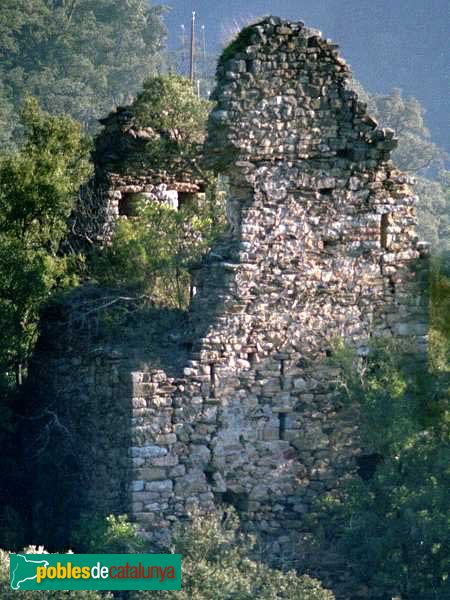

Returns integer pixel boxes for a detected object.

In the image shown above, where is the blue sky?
[159,0,449,151]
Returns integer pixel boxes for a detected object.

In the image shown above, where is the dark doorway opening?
[118,193,140,217]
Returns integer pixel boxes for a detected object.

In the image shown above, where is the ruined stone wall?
[30,17,428,561]
[68,106,205,248]
[94,107,205,216]
[29,348,133,546]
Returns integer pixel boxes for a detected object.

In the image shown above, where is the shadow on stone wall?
[20,210,243,549]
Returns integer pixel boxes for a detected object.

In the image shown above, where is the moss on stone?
[218,19,267,69]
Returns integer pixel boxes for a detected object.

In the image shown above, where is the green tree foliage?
[131,74,211,171]
[0,97,91,382]
[351,83,449,251]
[0,0,166,144]
[0,95,87,538]
[71,514,145,554]
[131,509,335,600]
[429,253,450,371]
[313,341,450,599]
[367,88,446,175]
[85,75,225,308]
[89,190,225,309]
[414,175,449,252]
[0,88,15,151]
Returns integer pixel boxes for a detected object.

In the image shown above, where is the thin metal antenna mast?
[180,24,186,75]
[189,11,196,83]
[202,24,206,61]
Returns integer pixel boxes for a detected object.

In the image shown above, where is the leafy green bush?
[131,75,211,172]
[338,433,450,599]
[2,512,332,599]
[89,189,225,309]
[131,508,335,600]
[429,252,450,371]
[316,340,450,599]
[0,97,91,379]
[70,514,145,554]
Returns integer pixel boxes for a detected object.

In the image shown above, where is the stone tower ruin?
[29,17,427,560]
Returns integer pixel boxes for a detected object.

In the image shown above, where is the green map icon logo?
[10,554,50,590]
[9,553,181,591]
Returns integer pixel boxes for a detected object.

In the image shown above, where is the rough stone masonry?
[65,104,206,250]
[30,17,428,561]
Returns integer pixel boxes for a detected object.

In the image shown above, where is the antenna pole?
[190,11,196,83]
[202,25,206,61]
[180,24,186,75]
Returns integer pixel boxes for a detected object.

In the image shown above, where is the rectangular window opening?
[278,413,287,440]
[210,363,216,398]
[380,213,390,249]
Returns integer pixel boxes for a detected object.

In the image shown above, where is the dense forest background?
[164,0,450,153]
[0,2,448,599]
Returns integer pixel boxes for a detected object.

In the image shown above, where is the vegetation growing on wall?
[120,74,212,177]
[82,74,226,309]
[218,21,264,68]
[132,75,211,152]
[88,186,226,309]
